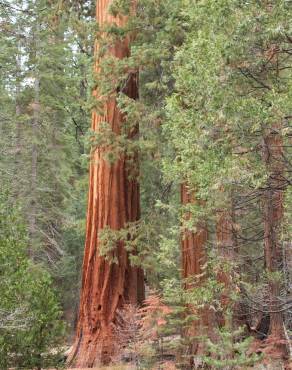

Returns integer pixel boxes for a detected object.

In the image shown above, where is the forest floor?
[67,367,135,370]
[67,368,134,370]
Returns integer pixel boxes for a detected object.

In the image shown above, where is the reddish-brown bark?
[68,1,144,367]
[216,211,234,322]
[181,184,214,358]
[181,185,207,284]
[262,128,289,358]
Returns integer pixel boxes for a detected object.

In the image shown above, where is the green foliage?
[201,325,261,369]
[160,0,291,365]
[0,0,94,326]
[0,192,65,369]
[164,0,292,211]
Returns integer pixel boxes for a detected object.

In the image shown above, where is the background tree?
[165,0,292,363]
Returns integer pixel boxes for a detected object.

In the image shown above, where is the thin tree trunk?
[28,76,39,254]
[14,51,22,196]
[262,126,289,358]
[68,1,144,367]
[216,210,234,326]
[14,20,22,201]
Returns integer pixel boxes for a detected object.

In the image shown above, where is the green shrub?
[200,324,261,370]
[0,192,65,369]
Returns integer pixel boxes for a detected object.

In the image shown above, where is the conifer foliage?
[0,192,64,369]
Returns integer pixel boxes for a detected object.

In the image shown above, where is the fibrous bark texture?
[68,1,144,367]
[181,184,214,358]
[181,185,207,284]
[262,128,289,358]
[216,211,234,322]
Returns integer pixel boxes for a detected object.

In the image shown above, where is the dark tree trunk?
[68,1,144,367]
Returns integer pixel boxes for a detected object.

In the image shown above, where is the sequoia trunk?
[181,185,207,285]
[68,1,144,367]
[181,184,213,358]
[262,127,289,358]
[216,210,234,326]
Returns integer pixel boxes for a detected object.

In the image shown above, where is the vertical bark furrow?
[262,127,289,358]
[181,183,211,360]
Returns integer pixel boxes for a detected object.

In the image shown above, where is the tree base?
[67,328,116,368]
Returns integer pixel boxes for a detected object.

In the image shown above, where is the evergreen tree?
[165,0,292,362]
[0,191,64,369]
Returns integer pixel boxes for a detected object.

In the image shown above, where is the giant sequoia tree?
[181,184,213,359]
[68,0,144,366]
[263,126,288,356]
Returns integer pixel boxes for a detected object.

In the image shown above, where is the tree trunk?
[68,1,144,367]
[181,184,214,360]
[181,185,207,285]
[216,210,234,326]
[14,41,22,201]
[262,127,289,358]
[28,75,39,255]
